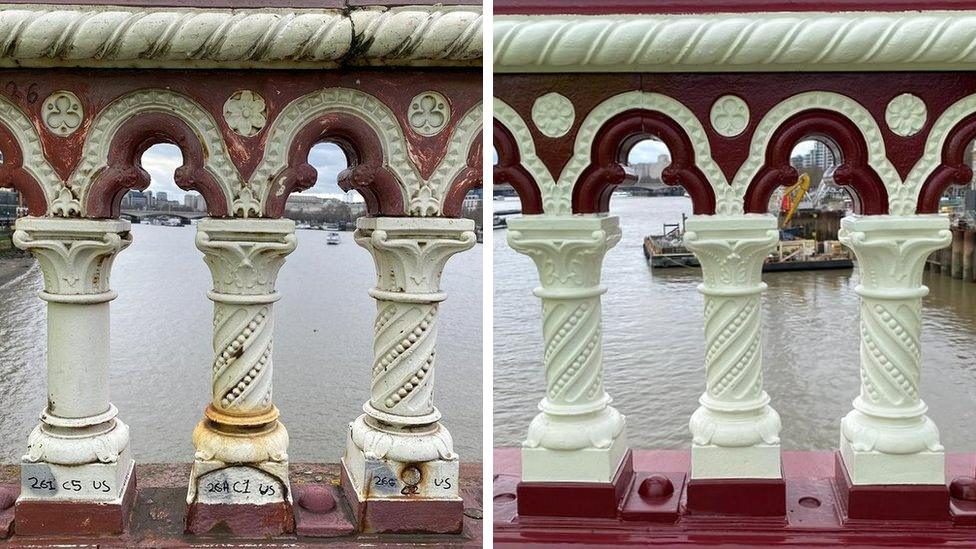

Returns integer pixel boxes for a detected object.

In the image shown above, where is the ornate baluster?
[682,215,786,516]
[683,216,782,479]
[187,218,297,535]
[12,218,134,535]
[838,215,950,487]
[342,216,475,534]
[506,215,630,516]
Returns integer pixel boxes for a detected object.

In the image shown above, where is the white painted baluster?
[683,215,782,479]
[838,215,951,485]
[12,218,134,528]
[188,219,297,525]
[506,214,628,483]
[342,217,475,532]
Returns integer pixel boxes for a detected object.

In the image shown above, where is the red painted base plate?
[339,463,463,534]
[0,485,16,539]
[686,476,786,516]
[185,500,295,536]
[494,448,976,546]
[15,471,136,536]
[293,484,356,537]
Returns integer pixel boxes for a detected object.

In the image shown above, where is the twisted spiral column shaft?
[683,216,781,479]
[838,214,951,485]
[507,214,627,483]
[189,218,296,502]
[348,217,475,466]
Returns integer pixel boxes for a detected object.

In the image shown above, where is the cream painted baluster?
[188,219,297,520]
[683,215,782,479]
[838,215,950,485]
[507,214,627,483]
[12,218,134,528]
[342,216,475,533]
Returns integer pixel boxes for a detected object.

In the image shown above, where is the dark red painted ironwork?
[619,472,685,522]
[744,110,888,215]
[0,67,479,219]
[685,477,787,516]
[493,72,976,216]
[85,113,228,219]
[494,0,976,15]
[441,133,482,218]
[494,448,976,546]
[0,125,47,216]
[573,110,716,215]
[492,121,543,214]
[917,112,976,213]
[268,114,402,218]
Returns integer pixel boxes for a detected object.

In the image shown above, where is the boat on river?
[326,232,341,245]
[643,209,854,272]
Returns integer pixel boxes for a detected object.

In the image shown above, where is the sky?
[493,138,818,167]
[141,142,355,200]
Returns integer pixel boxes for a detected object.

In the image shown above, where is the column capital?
[355,216,476,300]
[195,218,296,298]
[684,215,778,293]
[839,215,951,294]
[507,215,620,296]
[13,217,131,303]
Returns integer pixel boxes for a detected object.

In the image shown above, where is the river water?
[494,196,976,452]
[0,224,482,464]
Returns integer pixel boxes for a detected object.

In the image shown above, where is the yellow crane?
[780,173,810,228]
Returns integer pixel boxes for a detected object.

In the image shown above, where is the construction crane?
[780,173,811,228]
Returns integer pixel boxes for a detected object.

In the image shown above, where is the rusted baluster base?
[340,464,463,534]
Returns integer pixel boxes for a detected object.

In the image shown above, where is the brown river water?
[494,195,976,452]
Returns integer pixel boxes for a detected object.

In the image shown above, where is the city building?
[184,193,206,211]
[633,154,670,185]
[791,140,836,171]
[463,187,483,211]
[121,189,148,209]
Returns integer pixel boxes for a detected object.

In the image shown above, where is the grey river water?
[494,196,976,452]
[0,224,482,464]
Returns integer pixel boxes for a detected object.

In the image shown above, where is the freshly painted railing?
[493,1,976,542]
[0,1,482,540]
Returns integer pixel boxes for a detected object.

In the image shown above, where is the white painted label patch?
[195,467,285,505]
[364,458,459,499]
[20,461,129,502]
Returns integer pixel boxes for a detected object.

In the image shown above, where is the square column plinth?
[341,432,463,534]
[186,462,294,536]
[15,451,136,536]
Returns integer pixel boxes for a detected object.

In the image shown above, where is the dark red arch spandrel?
[573,109,716,215]
[0,122,49,216]
[84,113,228,219]
[264,113,402,218]
[743,109,888,215]
[493,120,543,215]
[916,112,976,214]
[441,132,482,218]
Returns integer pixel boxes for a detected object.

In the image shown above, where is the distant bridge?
[120,210,208,223]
